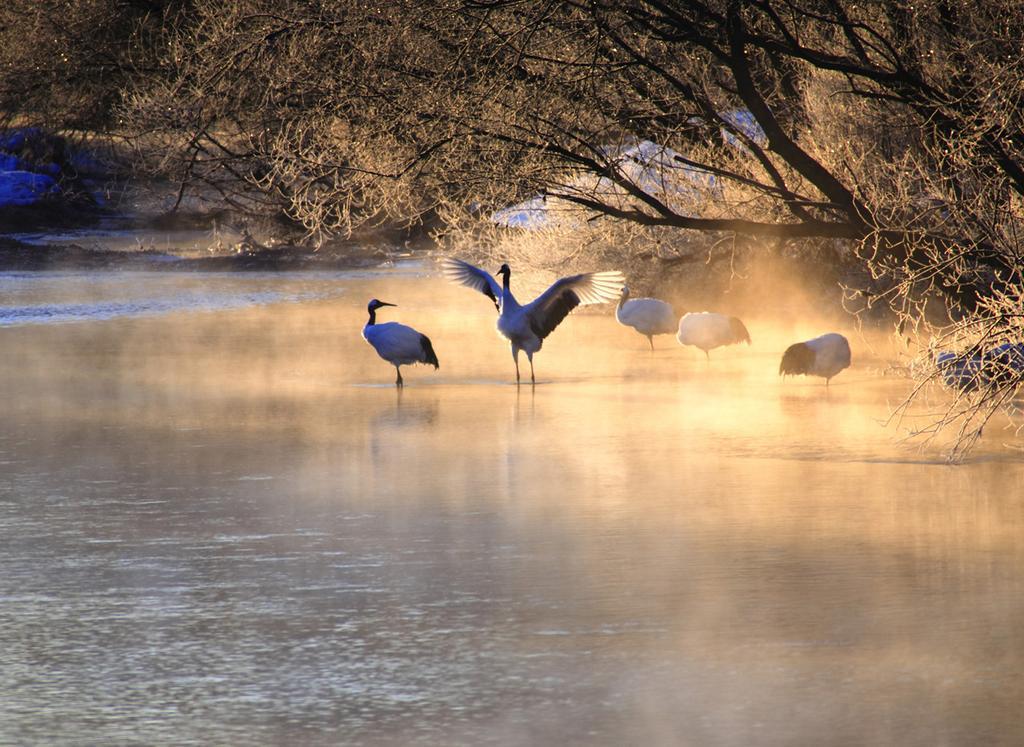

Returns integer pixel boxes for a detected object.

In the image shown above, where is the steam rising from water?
[0,272,346,326]
[0,266,1021,745]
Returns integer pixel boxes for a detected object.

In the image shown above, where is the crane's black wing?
[524,270,625,339]
[441,258,502,310]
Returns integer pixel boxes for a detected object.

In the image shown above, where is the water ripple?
[0,290,321,326]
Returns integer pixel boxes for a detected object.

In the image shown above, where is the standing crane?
[676,312,751,360]
[441,258,624,383]
[361,299,439,387]
[615,287,677,350]
[779,332,851,386]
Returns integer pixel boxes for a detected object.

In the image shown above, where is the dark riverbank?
[0,235,414,272]
[2,127,432,272]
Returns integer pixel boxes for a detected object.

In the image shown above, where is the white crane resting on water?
[676,312,751,360]
[441,258,625,383]
[362,299,439,387]
[616,287,677,350]
[779,332,851,386]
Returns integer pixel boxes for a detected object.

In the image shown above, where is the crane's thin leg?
[647,335,654,351]
[704,350,710,362]
[512,346,521,384]
[395,366,404,388]
[528,354,535,385]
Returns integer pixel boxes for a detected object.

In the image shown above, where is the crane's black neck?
[500,268,511,291]
[367,307,377,326]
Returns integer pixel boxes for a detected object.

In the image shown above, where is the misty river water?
[1,264,1022,746]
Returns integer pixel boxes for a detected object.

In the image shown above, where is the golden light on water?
[2,268,1023,744]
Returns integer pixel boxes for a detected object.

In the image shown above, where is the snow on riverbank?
[0,128,103,211]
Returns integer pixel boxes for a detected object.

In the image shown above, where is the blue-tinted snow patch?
[492,195,550,228]
[1,127,111,208]
[720,109,767,149]
[0,128,37,152]
[0,171,58,206]
[490,139,718,229]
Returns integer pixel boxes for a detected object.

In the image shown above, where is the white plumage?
[362,299,439,387]
[676,311,751,360]
[779,332,851,386]
[616,287,677,350]
[442,258,624,383]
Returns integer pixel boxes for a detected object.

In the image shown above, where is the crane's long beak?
[377,301,397,307]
